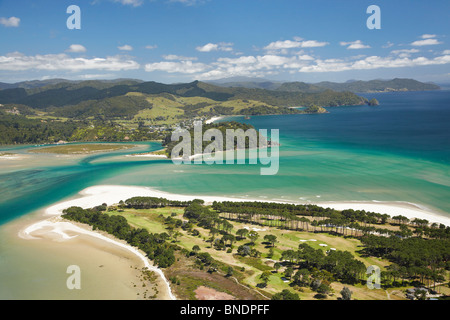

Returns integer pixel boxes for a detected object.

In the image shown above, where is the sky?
[0,0,449,84]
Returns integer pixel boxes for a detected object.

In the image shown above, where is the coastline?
[19,216,176,300]
[18,186,179,300]
[16,184,450,300]
[205,116,226,124]
[27,184,450,227]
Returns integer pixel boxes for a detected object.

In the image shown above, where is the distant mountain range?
[0,77,440,93]
[0,77,440,145]
[206,77,441,93]
[0,79,367,111]
[0,78,145,91]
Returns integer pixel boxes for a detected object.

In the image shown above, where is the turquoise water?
[0,90,449,299]
[0,91,449,226]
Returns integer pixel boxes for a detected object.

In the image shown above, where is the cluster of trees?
[61,206,176,268]
[302,105,327,114]
[0,113,80,144]
[281,243,366,285]
[213,201,450,240]
[162,121,268,158]
[233,88,367,108]
[69,121,168,142]
[0,111,169,144]
[361,235,450,287]
[239,105,302,116]
[124,197,193,209]
[183,201,234,235]
[52,95,151,120]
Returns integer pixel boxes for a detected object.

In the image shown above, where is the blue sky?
[0,0,449,83]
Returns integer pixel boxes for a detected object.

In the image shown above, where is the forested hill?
[209,77,440,93]
[0,79,366,110]
[307,78,441,93]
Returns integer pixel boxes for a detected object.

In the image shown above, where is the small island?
[368,98,380,106]
[302,105,328,114]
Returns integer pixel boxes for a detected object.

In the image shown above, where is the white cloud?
[382,41,394,49]
[411,38,442,46]
[77,73,117,79]
[196,54,312,80]
[169,0,208,6]
[163,54,198,61]
[298,54,450,73]
[145,45,158,50]
[390,48,419,58]
[118,44,133,51]
[196,43,218,52]
[300,40,329,48]
[421,34,437,39]
[0,16,20,27]
[443,50,450,55]
[264,40,303,51]
[340,40,371,50]
[196,42,233,52]
[391,49,420,54]
[0,52,140,72]
[114,0,143,7]
[145,60,208,74]
[66,44,87,53]
[298,54,315,61]
[195,51,450,79]
[264,38,328,52]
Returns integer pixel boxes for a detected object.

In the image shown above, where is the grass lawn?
[107,205,404,300]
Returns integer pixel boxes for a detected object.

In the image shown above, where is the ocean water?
[99,91,450,215]
[0,91,449,225]
[0,90,449,299]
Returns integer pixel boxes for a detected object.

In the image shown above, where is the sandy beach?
[1,212,170,300]
[32,184,450,227]
[19,216,176,300]
[205,116,225,124]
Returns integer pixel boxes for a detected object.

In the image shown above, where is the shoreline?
[205,116,226,124]
[19,216,176,300]
[31,184,450,226]
[17,184,450,300]
[18,186,179,300]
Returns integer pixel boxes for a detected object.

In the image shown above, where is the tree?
[285,266,294,280]
[271,290,300,300]
[414,289,427,300]
[208,262,219,273]
[293,269,310,287]
[267,247,274,259]
[247,231,259,245]
[274,262,281,273]
[264,234,277,247]
[237,245,251,256]
[226,266,234,277]
[172,231,181,242]
[222,234,236,246]
[191,245,201,254]
[236,228,249,240]
[340,287,352,300]
[259,271,271,287]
